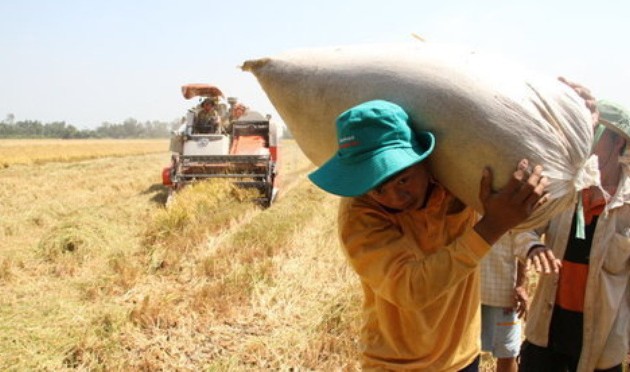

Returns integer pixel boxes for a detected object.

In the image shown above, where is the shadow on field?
[142,183,169,205]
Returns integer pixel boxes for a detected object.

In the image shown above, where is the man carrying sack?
[308,99,548,371]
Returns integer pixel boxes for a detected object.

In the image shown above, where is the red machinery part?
[181,84,224,99]
[269,146,278,162]
[162,167,173,186]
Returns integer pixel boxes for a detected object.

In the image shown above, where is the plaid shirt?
[480,232,519,308]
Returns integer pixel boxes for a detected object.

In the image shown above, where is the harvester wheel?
[166,188,176,206]
[165,183,183,206]
[263,160,277,207]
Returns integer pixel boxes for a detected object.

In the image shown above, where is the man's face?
[594,128,626,177]
[202,101,214,112]
[366,162,431,212]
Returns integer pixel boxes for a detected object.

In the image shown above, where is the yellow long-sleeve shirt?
[338,184,490,371]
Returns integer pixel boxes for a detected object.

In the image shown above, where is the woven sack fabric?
[243,43,597,230]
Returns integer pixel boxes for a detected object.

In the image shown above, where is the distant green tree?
[0,116,172,139]
[4,113,15,125]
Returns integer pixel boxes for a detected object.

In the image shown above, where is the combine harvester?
[162,84,280,207]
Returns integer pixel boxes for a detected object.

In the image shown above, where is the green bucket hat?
[308,100,435,197]
[597,100,630,142]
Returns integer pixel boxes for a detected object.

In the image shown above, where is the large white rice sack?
[242,42,598,230]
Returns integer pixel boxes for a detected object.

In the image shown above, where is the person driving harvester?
[191,98,221,134]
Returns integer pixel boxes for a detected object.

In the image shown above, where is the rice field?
[0,138,168,167]
[1,139,625,370]
[0,139,363,370]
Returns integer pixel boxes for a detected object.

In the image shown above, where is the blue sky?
[0,0,628,128]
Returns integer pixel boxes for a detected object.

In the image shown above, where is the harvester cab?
[162,84,280,207]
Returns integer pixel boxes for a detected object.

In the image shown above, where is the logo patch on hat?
[339,135,360,149]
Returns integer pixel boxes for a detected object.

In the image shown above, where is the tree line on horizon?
[0,115,177,139]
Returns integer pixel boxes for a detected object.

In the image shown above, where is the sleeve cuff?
[461,228,492,259]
